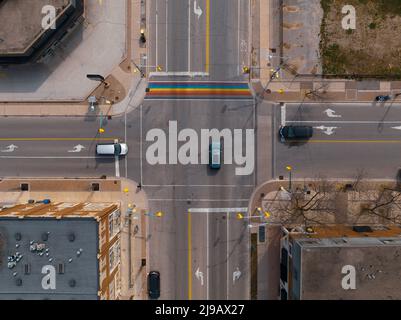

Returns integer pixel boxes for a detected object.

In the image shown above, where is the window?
[108,241,121,273]
[109,210,121,239]
[109,215,114,238]
[109,250,115,271]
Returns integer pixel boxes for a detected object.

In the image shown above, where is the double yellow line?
[188,211,192,300]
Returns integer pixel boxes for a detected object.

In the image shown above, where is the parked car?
[148,271,160,299]
[279,126,313,142]
[96,143,128,155]
[209,142,221,169]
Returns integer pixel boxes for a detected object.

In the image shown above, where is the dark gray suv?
[148,271,160,299]
[279,126,313,142]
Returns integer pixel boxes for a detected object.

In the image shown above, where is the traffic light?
[236,213,244,220]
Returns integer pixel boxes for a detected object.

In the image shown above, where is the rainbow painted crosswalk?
[145,81,253,100]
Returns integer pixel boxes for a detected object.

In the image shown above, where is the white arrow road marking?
[233,267,241,284]
[392,126,401,130]
[324,108,342,118]
[195,267,204,286]
[1,144,18,153]
[68,144,85,153]
[314,126,338,136]
[194,0,203,19]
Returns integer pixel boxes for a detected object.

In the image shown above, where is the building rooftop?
[0,0,70,54]
[0,202,119,299]
[289,225,401,299]
[0,218,99,299]
[0,0,84,64]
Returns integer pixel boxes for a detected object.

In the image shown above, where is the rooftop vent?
[24,264,31,275]
[42,232,49,241]
[58,263,65,274]
[68,233,75,242]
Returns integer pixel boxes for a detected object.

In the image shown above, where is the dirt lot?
[320,0,401,78]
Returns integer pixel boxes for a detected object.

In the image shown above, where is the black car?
[279,125,313,142]
[148,271,160,299]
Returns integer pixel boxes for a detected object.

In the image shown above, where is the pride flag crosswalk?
[145,81,253,100]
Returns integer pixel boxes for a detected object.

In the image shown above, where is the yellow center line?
[205,0,210,74]
[188,211,192,300]
[0,138,118,141]
[310,139,401,143]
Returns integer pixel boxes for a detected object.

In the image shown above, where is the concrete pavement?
[0,0,127,102]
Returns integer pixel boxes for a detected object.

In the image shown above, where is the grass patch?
[320,0,401,78]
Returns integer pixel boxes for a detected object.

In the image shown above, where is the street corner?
[120,178,149,212]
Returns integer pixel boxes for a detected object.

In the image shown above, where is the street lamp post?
[86,74,110,88]
[286,166,293,191]
[98,111,105,134]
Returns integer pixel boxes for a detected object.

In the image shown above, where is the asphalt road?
[0,116,127,178]
[145,0,252,300]
[275,102,401,179]
[0,0,254,301]
[135,101,254,299]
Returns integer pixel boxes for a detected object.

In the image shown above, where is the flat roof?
[0,218,99,299]
[0,0,71,54]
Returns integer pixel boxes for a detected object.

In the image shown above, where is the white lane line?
[0,156,98,159]
[188,0,191,73]
[166,0,169,72]
[286,120,401,124]
[226,210,229,300]
[115,156,120,177]
[281,104,286,126]
[144,184,255,187]
[207,210,210,300]
[156,0,159,68]
[237,0,240,76]
[188,207,248,213]
[140,104,143,185]
[124,111,128,178]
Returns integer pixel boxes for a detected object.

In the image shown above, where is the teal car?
[209,142,221,169]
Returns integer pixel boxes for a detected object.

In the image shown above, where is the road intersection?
[4,0,401,302]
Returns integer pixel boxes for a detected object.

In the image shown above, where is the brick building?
[0,202,121,300]
[280,225,401,300]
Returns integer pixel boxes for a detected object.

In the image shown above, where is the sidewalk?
[0,0,147,117]
[0,177,149,300]
[248,178,401,299]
